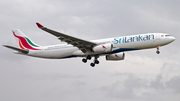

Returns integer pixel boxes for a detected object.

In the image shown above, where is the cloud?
[100,73,180,100]
[101,74,147,99]
[149,74,164,90]
[166,76,180,93]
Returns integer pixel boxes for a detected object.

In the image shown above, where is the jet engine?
[93,43,112,53]
[106,52,125,60]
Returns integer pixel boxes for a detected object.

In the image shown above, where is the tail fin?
[12,29,41,50]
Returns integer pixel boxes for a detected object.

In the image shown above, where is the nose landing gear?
[156,46,160,54]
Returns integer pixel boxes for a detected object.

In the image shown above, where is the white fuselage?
[24,33,175,59]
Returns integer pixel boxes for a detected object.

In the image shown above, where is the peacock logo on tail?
[13,31,40,50]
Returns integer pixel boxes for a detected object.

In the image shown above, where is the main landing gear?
[90,56,99,67]
[156,46,160,54]
[82,55,91,63]
[82,55,99,67]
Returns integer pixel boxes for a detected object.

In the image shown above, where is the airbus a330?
[3,23,175,67]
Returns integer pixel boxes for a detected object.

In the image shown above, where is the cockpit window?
[165,35,171,37]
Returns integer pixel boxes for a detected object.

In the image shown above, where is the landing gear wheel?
[90,63,95,67]
[87,55,91,60]
[156,51,160,54]
[156,46,160,54]
[94,60,99,64]
[82,58,87,63]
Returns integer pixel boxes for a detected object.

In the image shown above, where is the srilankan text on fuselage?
[113,34,155,44]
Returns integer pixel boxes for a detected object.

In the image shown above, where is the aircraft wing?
[36,23,97,53]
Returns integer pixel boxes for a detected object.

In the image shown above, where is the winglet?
[36,22,44,28]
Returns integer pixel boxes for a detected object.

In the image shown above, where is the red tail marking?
[19,40,26,50]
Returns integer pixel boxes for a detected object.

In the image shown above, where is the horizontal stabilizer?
[3,45,29,54]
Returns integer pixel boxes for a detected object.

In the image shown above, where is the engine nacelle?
[93,43,112,53]
[106,52,125,61]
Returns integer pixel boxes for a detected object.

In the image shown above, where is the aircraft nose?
[171,36,175,41]
[165,36,175,44]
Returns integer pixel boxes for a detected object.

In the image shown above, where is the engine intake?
[106,52,125,61]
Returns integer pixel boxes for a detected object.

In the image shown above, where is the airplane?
[3,23,175,67]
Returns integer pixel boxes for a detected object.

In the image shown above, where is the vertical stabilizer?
[12,29,41,50]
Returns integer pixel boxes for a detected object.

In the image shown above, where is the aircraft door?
[156,34,160,40]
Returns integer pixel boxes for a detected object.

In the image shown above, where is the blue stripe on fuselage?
[111,48,140,53]
[59,48,140,59]
[99,48,140,55]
